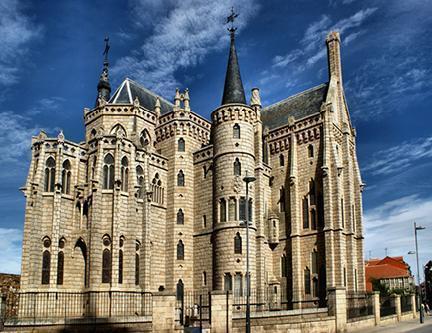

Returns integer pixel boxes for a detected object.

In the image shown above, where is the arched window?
[177,240,184,260]
[304,267,311,295]
[61,160,71,194]
[234,233,242,254]
[281,255,288,277]
[120,157,129,191]
[234,273,243,296]
[103,154,114,189]
[312,277,319,298]
[279,187,285,212]
[90,128,97,139]
[239,197,246,221]
[309,179,316,205]
[136,166,144,199]
[279,154,284,166]
[176,279,184,301]
[57,251,64,285]
[308,144,314,158]
[140,129,151,147]
[311,209,317,230]
[233,124,240,139]
[177,170,185,187]
[311,250,318,274]
[110,124,126,137]
[224,273,232,291]
[42,250,51,285]
[233,158,241,176]
[44,157,56,192]
[102,248,111,283]
[178,138,185,152]
[220,198,226,222]
[303,196,309,229]
[177,209,184,225]
[135,241,140,285]
[118,236,124,284]
[228,197,237,221]
[248,198,253,222]
[202,271,207,286]
[151,173,164,204]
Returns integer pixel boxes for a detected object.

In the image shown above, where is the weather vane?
[103,36,110,63]
[226,7,239,36]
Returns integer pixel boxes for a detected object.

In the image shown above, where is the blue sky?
[1,0,431,280]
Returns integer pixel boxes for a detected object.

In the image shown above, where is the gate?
[176,291,211,329]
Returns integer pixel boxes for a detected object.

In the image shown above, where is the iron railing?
[380,295,396,317]
[3,291,152,322]
[346,292,373,320]
[176,290,211,328]
[401,295,412,313]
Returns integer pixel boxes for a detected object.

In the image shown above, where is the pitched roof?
[261,83,328,130]
[109,78,174,114]
[221,34,246,105]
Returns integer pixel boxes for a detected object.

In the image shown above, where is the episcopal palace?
[19,29,365,309]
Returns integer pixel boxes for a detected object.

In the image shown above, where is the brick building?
[19,29,365,309]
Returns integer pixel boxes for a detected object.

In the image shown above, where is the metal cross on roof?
[103,36,110,63]
[226,7,239,35]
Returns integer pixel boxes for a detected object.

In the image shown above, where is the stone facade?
[19,31,365,309]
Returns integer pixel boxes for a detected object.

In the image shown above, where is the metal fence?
[176,290,211,328]
[346,292,374,320]
[3,291,152,322]
[380,295,396,317]
[400,295,412,313]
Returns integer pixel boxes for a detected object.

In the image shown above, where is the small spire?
[184,88,190,111]
[174,88,181,108]
[221,8,246,105]
[154,97,161,117]
[96,37,111,105]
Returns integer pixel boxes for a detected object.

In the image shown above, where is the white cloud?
[0,0,42,86]
[363,136,432,177]
[26,97,66,116]
[364,195,432,274]
[270,8,376,72]
[0,228,22,274]
[0,111,40,164]
[112,0,259,97]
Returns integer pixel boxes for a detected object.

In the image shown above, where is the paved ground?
[354,315,432,333]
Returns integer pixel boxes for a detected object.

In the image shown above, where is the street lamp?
[414,222,426,324]
[242,171,256,333]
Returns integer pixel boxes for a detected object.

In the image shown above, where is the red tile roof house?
[365,256,415,293]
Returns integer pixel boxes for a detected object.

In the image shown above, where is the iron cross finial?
[226,7,239,36]
[103,36,110,63]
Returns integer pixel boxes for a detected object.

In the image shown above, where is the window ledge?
[42,192,55,197]
[102,189,114,194]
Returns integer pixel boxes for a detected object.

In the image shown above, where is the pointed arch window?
[304,267,311,295]
[177,240,184,260]
[177,170,185,187]
[120,157,129,191]
[44,157,56,192]
[303,196,309,229]
[308,144,314,158]
[239,197,246,221]
[135,241,140,285]
[42,250,51,285]
[57,251,64,285]
[140,129,151,147]
[233,158,241,176]
[309,179,316,205]
[103,154,114,189]
[118,236,124,284]
[178,138,185,152]
[233,124,240,139]
[234,233,242,254]
[279,187,286,212]
[177,209,184,225]
[151,173,164,204]
[176,279,184,301]
[202,271,207,286]
[102,248,112,283]
[110,124,126,137]
[224,273,232,291]
[279,154,284,166]
[220,198,226,222]
[136,166,144,199]
[248,198,253,222]
[61,160,71,194]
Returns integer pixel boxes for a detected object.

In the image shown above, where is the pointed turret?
[96,37,111,105]
[221,28,246,105]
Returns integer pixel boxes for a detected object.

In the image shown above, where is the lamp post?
[414,222,426,323]
[242,171,256,333]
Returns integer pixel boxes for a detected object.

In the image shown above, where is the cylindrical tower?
[212,28,258,292]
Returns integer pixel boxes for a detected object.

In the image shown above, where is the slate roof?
[261,83,328,130]
[221,34,246,105]
[109,78,174,114]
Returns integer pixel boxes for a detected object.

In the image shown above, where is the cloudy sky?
[0,0,431,279]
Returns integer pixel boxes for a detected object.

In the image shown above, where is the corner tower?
[212,25,258,291]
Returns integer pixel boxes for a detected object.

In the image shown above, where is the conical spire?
[221,28,246,105]
[96,37,111,104]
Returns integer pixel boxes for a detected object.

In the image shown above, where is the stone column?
[328,287,346,333]
[411,294,417,318]
[372,292,380,325]
[392,294,401,321]
[152,292,176,333]
[211,291,232,333]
